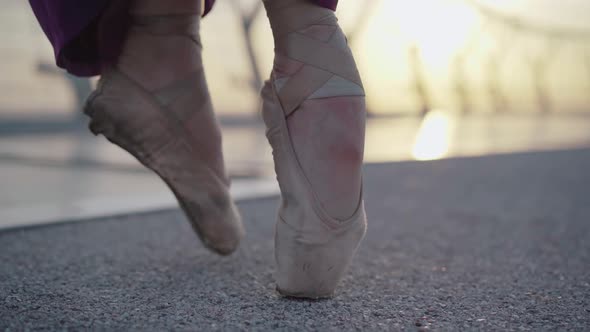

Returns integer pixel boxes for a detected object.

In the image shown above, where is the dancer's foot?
[262,0,367,298]
[85,1,244,255]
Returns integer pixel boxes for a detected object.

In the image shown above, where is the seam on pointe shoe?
[277,211,360,242]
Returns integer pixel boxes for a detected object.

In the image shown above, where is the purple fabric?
[313,0,338,11]
[29,0,338,77]
[29,0,111,76]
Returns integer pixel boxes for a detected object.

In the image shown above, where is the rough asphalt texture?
[1,149,590,331]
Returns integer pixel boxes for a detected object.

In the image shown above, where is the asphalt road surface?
[1,149,589,330]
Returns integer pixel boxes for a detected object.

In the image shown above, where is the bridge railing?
[1,0,589,135]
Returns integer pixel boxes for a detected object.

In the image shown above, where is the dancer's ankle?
[118,32,203,91]
[130,0,202,16]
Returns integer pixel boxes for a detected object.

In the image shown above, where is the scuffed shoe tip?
[203,224,245,256]
[187,203,245,256]
[206,240,240,256]
[275,286,335,300]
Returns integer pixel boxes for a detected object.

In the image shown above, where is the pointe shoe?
[262,0,367,298]
[84,15,244,255]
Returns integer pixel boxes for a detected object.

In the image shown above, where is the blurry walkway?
[2,113,590,229]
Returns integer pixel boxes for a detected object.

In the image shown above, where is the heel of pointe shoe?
[83,75,111,137]
[274,212,367,299]
[84,95,119,139]
[84,101,105,137]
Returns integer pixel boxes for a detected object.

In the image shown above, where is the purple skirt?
[29,0,339,77]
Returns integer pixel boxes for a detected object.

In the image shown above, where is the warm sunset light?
[358,0,483,115]
[384,0,480,63]
[412,110,455,160]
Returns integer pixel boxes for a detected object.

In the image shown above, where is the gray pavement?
[1,149,590,331]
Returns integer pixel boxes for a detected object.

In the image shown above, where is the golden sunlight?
[386,0,480,64]
[359,0,482,114]
[411,110,455,160]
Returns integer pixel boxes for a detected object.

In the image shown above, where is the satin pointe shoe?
[84,14,244,255]
[262,0,368,298]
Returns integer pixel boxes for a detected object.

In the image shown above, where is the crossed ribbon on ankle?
[264,0,364,116]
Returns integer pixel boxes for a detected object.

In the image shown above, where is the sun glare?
[381,0,480,64]
[411,110,455,160]
[360,0,482,114]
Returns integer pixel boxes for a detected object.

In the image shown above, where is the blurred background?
[1,0,590,227]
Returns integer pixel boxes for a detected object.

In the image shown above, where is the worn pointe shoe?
[84,15,244,255]
[262,0,367,298]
